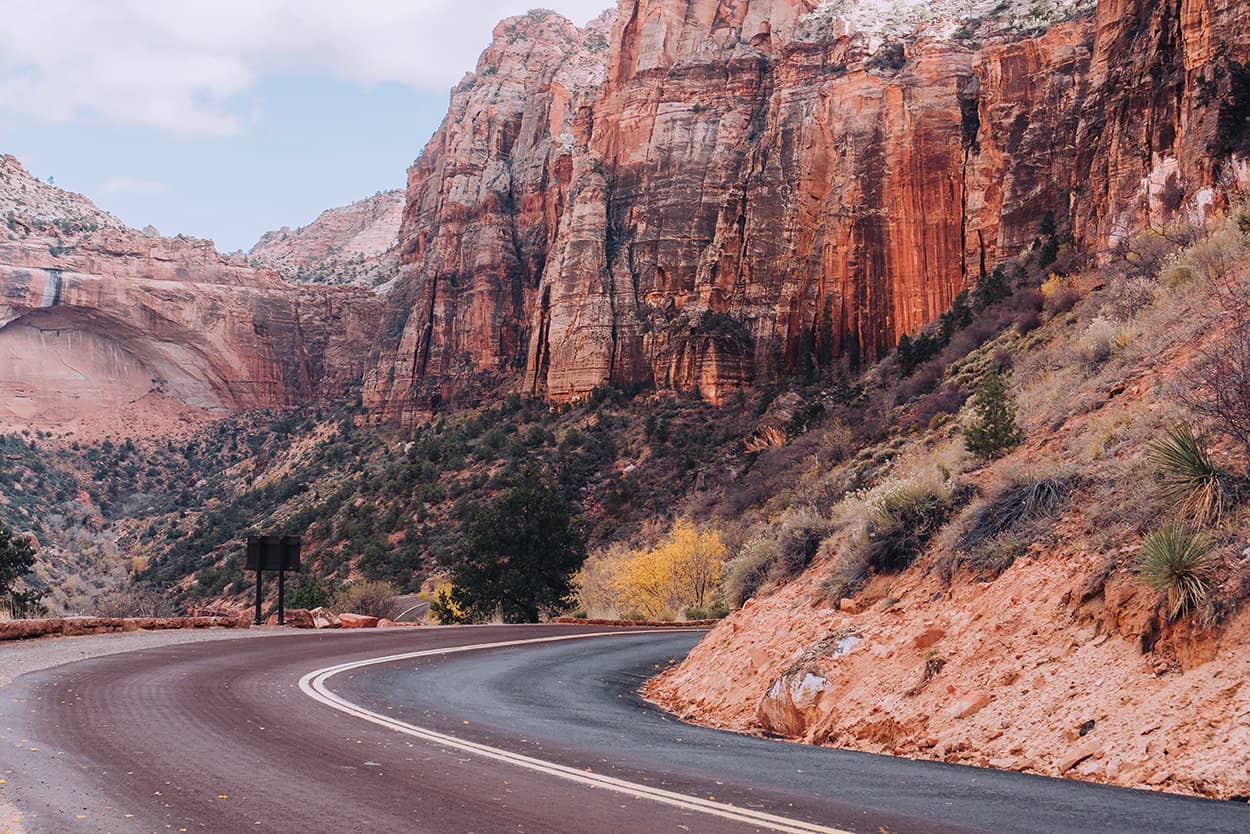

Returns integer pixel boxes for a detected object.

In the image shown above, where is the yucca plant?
[1148,423,1239,524]
[1138,524,1218,621]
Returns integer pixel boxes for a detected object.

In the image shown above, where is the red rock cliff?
[365,0,1250,422]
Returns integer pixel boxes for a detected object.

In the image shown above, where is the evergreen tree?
[442,468,587,623]
[964,371,1024,458]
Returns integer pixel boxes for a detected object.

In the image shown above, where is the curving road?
[0,625,1245,833]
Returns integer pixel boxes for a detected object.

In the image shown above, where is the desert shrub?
[772,507,834,581]
[1181,264,1250,455]
[0,519,37,598]
[333,580,400,619]
[858,479,953,573]
[964,371,1024,458]
[721,506,833,608]
[1181,223,1246,285]
[576,541,631,617]
[683,602,730,620]
[612,518,726,620]
[723,535,779,607]
[1159,262,1194,289]
[911,385,969,430]
[90,586,177,617]
[1076,317,1133,367]
[1138,524,1219,620]
[2,589,47,619]
[1148,423,1242,524]
[1103,274,1158,320]
[1041,275,1081,318]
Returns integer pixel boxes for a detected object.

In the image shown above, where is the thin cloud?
[98,176,171,197]
[0,0,610,137]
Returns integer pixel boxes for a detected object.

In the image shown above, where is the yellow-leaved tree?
[613,518,725,620]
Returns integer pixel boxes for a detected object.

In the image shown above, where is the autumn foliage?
[577,518,726,620]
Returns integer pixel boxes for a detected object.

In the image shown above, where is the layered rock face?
[365,0,1250,421]
[248,190,404,290]
[0,158,382,437]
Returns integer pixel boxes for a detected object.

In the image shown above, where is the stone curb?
[0,615,250,642]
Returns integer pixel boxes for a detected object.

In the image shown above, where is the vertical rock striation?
[365,0,1250,423]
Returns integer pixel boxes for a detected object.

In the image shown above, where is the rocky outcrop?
[249,190,404,290]
[0,158,383,437]
[365,0,1250,421]
[362,10,614,424]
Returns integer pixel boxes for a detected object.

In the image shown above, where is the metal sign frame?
[244,535,302,625]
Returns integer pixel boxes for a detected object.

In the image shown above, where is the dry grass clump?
[939,474,1075,580]
[859,479,955,573]
[839,470,960,578]
[959,475,1073,547]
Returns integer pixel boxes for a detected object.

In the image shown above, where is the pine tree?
[964,370,1024,458]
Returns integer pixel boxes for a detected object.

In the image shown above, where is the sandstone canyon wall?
[364,0,1250,423]
[4,0,1248,433]
[0,157,382,437]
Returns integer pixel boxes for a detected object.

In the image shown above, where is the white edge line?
[297,630,850,834]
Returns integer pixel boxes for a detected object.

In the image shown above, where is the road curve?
[0,625,1244,834]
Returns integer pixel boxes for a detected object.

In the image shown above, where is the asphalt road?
[0,626,1245,833]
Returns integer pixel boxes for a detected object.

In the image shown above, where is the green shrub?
[860,480,953,573]
[286,574,337,611]
[1149,424,1241,524]
[0,520,37,598]
[333,580,399,619]
[1138,525,1218,620]
[90,586,176,617]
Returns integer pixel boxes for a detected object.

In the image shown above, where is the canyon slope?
[363,0,1250,423]
[0,156,383,439]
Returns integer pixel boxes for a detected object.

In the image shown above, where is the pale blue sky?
[0,1,609,252]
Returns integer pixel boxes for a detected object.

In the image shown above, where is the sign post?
[245,535,302,625]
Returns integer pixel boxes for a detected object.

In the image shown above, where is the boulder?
[282,609,317,629]
[309,607,340,629]
[339,613,380,629]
